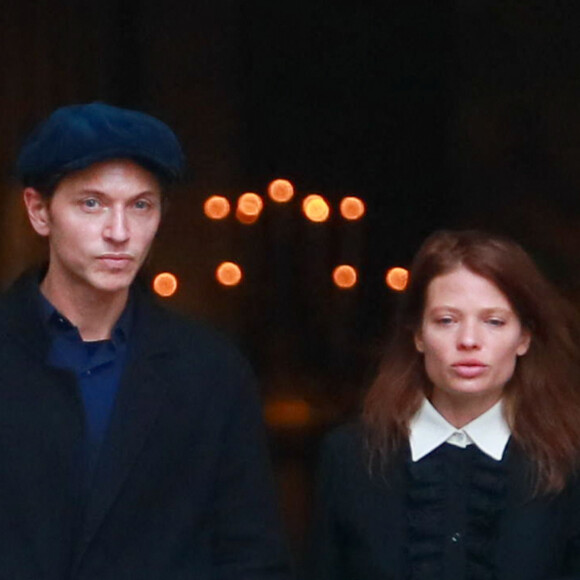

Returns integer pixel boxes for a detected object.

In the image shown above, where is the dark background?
[3,0,580,568]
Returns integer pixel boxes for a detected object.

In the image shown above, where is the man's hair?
[363,229,580,494]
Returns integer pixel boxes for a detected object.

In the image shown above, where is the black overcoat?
[0,272,291,580]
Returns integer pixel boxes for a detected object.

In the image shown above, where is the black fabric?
[16,102,185,188]
[307,423,580,580]
[0,271,291,580]
[405,443,506,580]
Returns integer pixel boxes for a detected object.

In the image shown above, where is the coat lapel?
[74,293,176,563]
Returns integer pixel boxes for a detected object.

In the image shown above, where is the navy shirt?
[39,292,133,478]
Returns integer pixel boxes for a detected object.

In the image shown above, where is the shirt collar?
[409,398,511,462]
[37,286,134,347]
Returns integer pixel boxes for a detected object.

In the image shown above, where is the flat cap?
[16,102,185,188]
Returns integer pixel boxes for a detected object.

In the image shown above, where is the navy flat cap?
[16,102,185,189]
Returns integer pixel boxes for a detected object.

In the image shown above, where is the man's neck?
[40,275,129,341]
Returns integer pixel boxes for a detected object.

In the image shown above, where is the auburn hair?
[363,230,580,494]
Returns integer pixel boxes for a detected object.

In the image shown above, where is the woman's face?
[414,266,530,411]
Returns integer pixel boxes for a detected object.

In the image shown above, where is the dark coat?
[308,424,580,580]
[0,272,291,580]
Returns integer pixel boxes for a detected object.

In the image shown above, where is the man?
[0,103,291,579]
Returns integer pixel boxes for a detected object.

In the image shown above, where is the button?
[450,532,462,543]
[448,431,467,446]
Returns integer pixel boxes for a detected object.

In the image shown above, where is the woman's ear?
[517,329,531,356]
[23,188,51,237]
[414,330,424,353]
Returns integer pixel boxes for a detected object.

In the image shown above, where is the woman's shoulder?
[319,422,406,479]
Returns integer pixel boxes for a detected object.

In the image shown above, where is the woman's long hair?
[363,230,580,494]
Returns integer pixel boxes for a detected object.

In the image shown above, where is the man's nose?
[103,208,130,243]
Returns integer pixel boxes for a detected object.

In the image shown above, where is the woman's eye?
[486,318,505,327]
[436,316,454,325]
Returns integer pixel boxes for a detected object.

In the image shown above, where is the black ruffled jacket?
[308,423,580,580]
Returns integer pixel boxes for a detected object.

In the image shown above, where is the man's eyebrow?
[74,188,160,198]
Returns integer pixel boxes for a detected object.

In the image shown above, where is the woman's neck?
[429,390,502,428]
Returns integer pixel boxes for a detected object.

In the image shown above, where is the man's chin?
[88,271,137,295]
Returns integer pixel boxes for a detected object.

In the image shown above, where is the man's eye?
[82,198,101,209]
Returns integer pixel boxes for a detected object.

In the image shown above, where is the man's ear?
[414,330,424,353]
[23,188,51,237]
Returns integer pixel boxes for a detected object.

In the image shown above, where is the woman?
[309,230,580,580]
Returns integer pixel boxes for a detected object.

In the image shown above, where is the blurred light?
[216,262,243,286]
[153,272,178,297]
[203,195,230,220]
[386,267,409,292]
[332,265,358,289]
[339,196,365,220]
[268,179,295,203]
[302,194,330,222]
[235,207,259,225]
[264,398,312,429]
[236,193,263,224]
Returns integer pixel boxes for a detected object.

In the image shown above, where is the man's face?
[25,159,162,297]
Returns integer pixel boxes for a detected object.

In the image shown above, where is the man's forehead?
[53,159,164,198]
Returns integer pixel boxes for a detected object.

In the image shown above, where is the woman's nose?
[457,321,481,350]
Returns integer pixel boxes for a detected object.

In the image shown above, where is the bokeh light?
[236,192,263,224]
[302,194,330,222]
[339,196,365,220]
[216,262,243,286]
[268,179,295,203]
[386,267,409,292]
[235,207,259,224]
[332,265,358,289]
[153,272,178,297]
[203,195,230,220]
[264,398,312,429]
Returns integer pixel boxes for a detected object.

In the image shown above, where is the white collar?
[409,398,511,462]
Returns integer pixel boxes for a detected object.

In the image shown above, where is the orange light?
[216,262,243,286]
[339,196,365,220]
[268,179,295,203]
[237,192,263,217]
[386,267,409,292]
[203,195,230,219]
[264,398,311,429]
[302,194,330,222]
[332,265,358,289]
[153,272,178,297]
[235,207,259,225]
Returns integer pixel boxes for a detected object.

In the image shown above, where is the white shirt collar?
[409,398,511,462]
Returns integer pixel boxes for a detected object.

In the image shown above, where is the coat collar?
[0,267,52,358]
[74,277,179,563]
[2,268,181,567]
[1,268,172,359]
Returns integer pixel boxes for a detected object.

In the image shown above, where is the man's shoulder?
[321,421,365,458]
[134,289,253,375]
[0,269,42,327]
